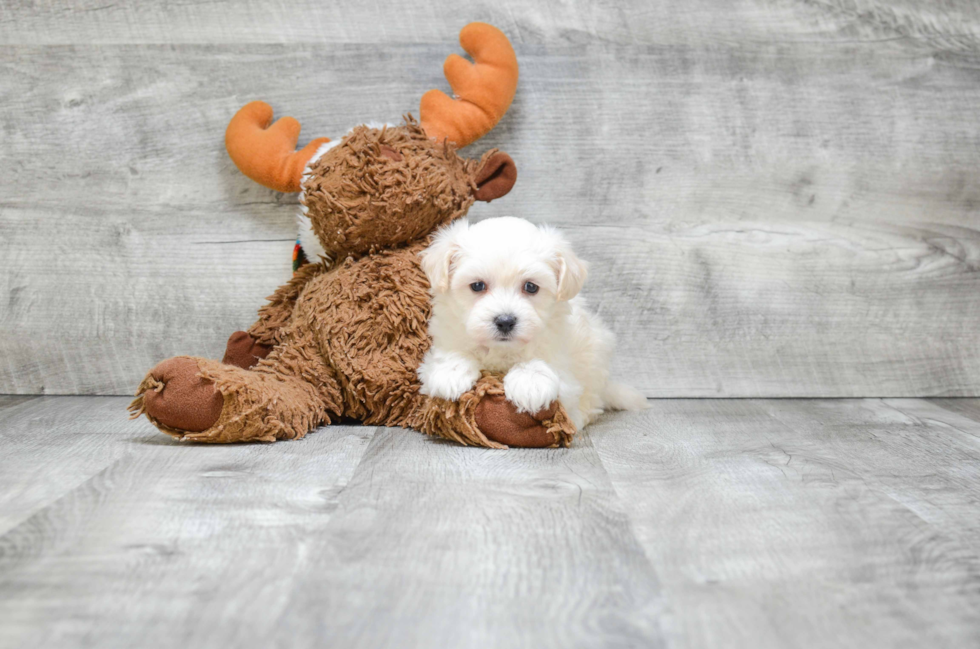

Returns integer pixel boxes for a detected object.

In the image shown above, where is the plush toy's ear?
[473,152,517,202]
[420,220,469,292]
[550,231,588,301]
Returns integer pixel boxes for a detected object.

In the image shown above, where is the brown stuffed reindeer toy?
[129,23,577,448]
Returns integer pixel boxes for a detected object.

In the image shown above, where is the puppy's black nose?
[494,314,518,334]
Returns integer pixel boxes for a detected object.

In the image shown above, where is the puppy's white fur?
[418,216,647,429]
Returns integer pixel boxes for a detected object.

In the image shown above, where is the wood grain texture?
[589,399,980,648]
[272,427,666,648]
[929,397,980,425]
[4,396,980,647]
[0,397,666,649]
[3,0,980,48]
[0,396,377,648]
[2,0,980,396]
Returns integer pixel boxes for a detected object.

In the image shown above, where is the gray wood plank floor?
[2,396,978,648]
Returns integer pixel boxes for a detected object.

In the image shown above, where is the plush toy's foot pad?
[138,357,223,432]
[222,331,272,370]
[474,395,561,448]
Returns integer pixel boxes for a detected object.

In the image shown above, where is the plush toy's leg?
[129,329,342,443]
[222,331,272,369]
[410,372,577,449]
[219,262,327,371]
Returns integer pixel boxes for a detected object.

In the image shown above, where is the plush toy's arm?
[412,372,576,449]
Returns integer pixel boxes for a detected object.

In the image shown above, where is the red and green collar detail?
[292,239,308,272]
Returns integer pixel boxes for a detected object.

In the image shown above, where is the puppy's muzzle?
[493,313,518,335]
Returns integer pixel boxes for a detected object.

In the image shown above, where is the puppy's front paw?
[419,355,481,402]
[504,360,561,415]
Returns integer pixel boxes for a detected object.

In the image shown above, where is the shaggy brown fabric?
[302,120,480,260]
[416,373,573,449]
[133,318,342,443]
[248,262,327,347]
[133,120,578,449]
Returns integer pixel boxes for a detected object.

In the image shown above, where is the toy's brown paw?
[474,394,560,448]
[142,357,223,432]
[221,331,272,370]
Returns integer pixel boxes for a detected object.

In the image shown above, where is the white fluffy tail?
[602,382,649,411]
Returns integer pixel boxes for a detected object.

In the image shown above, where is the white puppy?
[417,216,647,430]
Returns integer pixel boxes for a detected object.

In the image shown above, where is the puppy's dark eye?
[524,281,539,294]
[470,281,486,293]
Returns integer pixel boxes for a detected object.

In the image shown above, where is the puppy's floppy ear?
[420,219,468,292]
[549,230,588,301]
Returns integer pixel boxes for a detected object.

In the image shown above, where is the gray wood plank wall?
[2,0,980,396]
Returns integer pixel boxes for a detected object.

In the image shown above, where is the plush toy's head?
[301,121,514,258]
[225,22,519,258]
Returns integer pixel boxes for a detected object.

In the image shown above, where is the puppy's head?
[420,216,588,347]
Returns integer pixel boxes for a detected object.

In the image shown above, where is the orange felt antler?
[419,22,519,148]
[225,101,330,193]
